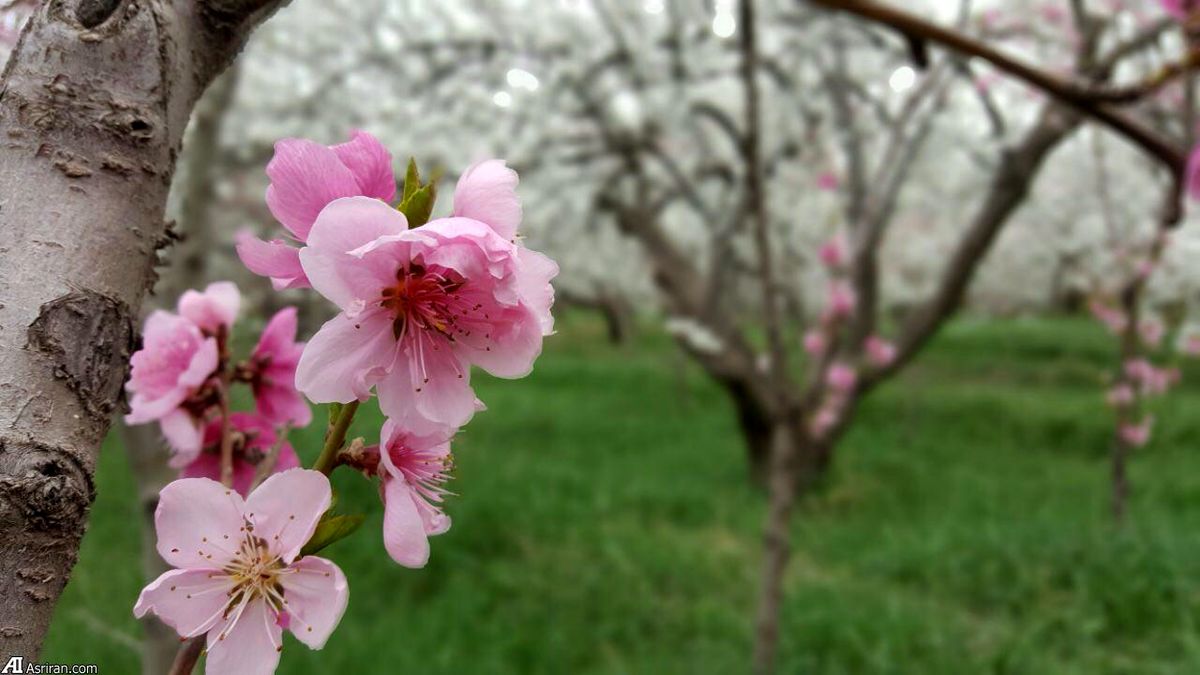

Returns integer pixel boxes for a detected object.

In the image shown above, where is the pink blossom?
[810,406,839,437]
[295,172,556,432]
[125,311,219,464]
[1119,417,1154,448]
[177,281,240,336]
[452,159,523,242]
[374,420,454,568]
[1106,384,1135,407]
[824,281,857,321]
[244,308,311,428]
[1180,332,1200,356]
[864,335,897,367]
[816,171,840,192]
[237,131,396,289]
[1139,318,1164,348]
[826,362,857,393]
[1161,0,1195,20]
[180,414,300,496]
[1039,4,1066,22]
[818,233,847,268]
[1088,299,1127,334]
[803,330,826,356]
[1126,358,1175,396]
[134,470,348,675]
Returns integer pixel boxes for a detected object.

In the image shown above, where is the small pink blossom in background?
[1161,0,1194,20]
[1180,331,1200,356]
[1138,318,1164,348]
[245,307,311,428]
[124,311,219,465]
[1088,299,1127,335]
[237,130,396,290]
[1124,358,1153,383]
[1125,358,1175,396]
[818,233,847,268]
[803,330,826,356]
[180,413,300,496]
[1119,417,1154,448]
[134,470,348,675]
[1039,4,1066,23]
[816,171,840,192]
[826,362,857,393]
[824,281,857,321]
[295,159,557,434]
[864,335,897,367]
[810,405,839,437]
[1187,143,1200,201]
[974,73,1001,94]
[177,281,240,336]
[1106,383,1135,407]
[373,420,454,568]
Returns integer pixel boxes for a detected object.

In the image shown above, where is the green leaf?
[402,157,421,202]
[399,183,437,228]
[299,513,365,557]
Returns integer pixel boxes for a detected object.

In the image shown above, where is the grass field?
[40,314,1200,674]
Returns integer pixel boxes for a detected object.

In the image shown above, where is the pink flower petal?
[134,568,233,639]
[515,247,558,335]
[244,469,331,564]
[299,197,411,311]
[453,159,522,241]
[235,232,309,289]
[160,409,203,468]
[468,305,543,379]
[177,281,240,335]
[205,599,282,675]
[381,478,431,568]
[330,130,396,203]
[379,345,476,432]
[277,556,349,648]
[155,478,244,569]
[254,307,299,358]
[265,139,364,241]
[178,337,220,390]
[295,311,397,404]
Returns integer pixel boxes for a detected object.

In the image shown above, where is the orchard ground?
[43,314,1200,674]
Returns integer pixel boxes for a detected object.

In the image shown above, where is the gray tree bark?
[0,0,286,660]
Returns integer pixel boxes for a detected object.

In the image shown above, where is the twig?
[168,637,204,675]
[313,401,360,475]
[249,423,291,491]
[806,0,1187,174]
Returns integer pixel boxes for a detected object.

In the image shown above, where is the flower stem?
[313,401,360,475]
[216,382,234,488]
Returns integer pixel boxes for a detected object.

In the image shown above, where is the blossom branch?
[806,0,1187,174]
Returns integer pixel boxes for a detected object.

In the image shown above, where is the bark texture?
[0,0,285,659]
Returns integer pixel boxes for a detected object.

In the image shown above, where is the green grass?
[40,314,1200,673]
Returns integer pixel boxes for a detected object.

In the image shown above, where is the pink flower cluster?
[135,131,557,673]
[238,131,555,568]
[124,283,309,480]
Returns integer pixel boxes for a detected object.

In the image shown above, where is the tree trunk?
[597,294,634,346]
[0,0,286,659]
[1111,439,1130,523]
[751,422,801,675]
[727,380,774,485]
